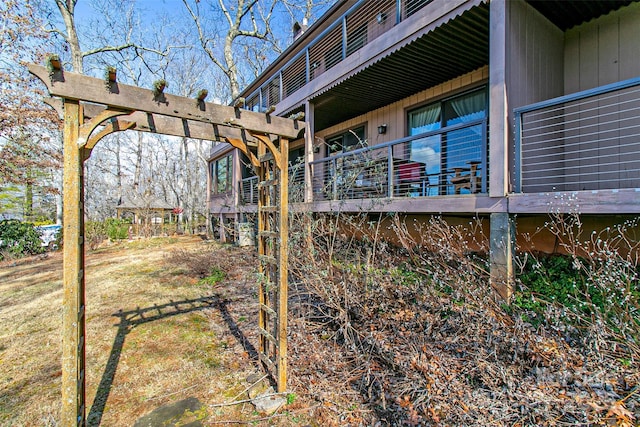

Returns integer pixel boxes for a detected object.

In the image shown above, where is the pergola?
[29,61,304,426]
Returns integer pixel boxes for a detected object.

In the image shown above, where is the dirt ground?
[0,236,315,426]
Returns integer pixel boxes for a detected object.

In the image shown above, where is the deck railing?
[514,77,640,193]
[240,176,258,205]
[245,0,433,112]
[240,119,488,205]
[311,118,488,201]
[240,163,307,205]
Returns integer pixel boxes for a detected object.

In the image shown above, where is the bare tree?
[43,0,185,222]
[0,0,62,222]
[31,0,334,225]
[182,0,281,101]
[48,0,178,73]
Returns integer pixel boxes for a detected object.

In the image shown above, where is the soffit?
[310,3,490,131]
[527,0,635,31]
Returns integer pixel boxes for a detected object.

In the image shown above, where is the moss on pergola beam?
[29,64,305,141]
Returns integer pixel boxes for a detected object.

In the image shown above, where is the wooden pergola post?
[28,63,304,425]
[61,99,87,426]
[277,138,289,392]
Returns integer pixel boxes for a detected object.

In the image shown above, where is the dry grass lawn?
[0,235,308,426]
[4,231,637,426]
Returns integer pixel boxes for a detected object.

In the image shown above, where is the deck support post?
[489,212,514,301]
[61,99,86,426]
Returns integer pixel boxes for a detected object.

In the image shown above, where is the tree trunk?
[55,0,84,73]
[23,181,33,222]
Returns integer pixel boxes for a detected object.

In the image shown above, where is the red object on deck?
[398,162,422,181]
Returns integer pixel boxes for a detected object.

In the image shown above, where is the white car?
[36,225,62,250]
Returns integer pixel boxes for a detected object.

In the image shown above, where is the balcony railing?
[515,77,640,193]
[239,119,488,206]
[240,163,307,205]
[240,176,258,205]
[245,0,433,112]
[311,119,488,201]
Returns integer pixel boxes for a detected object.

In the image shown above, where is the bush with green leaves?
[197,267,226,287]
[86,220,108,249]
[515,214,640,351]
[0,219,46,260]
[105,218,130,240]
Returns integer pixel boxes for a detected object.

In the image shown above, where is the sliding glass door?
[408,87,487,194]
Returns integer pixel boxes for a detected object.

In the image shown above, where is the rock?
[246,372,266,384]
[247,378,270,399]
[133,397,206,427]
[252,388,286,415]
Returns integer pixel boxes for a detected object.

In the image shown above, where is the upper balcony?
[220,0,640,216]
[241,0,490,131]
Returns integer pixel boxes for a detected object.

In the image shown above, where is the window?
[408,87,487,194]
[327,126,366,155]
[211,154,232,194]
[442,88,486,175]
[408,103,442,180]
[246,95,260,112]
[261,79,280,111]
[324,126,367,197]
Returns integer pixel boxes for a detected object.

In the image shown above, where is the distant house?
[116,195,176,236]
[207,0,640,293]
[0,213,21,221]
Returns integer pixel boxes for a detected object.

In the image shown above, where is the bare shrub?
[166,246,234,279]
[287,211,640,426]
[516,213,640,360]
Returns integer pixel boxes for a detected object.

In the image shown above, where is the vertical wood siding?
[565,2,640,93]
[506,0,564,192]
[507,0,564,111]
[314,66,488,150]
[562,2,640,191]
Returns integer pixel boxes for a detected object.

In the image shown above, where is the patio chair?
[449,161,481,194]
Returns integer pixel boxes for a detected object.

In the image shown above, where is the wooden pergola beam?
[45,98,263,146]
[29,64,305,140]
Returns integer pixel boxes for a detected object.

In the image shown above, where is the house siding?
[560,2,640,191]
[505,0,564,192]
[314,66,489,149]
[507,0,564,110]
[565,1,640,93]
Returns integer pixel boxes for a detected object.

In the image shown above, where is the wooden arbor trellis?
[29,62,304,426]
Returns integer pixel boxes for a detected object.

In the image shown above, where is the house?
[116,194,176,236]
[207,0,640,297]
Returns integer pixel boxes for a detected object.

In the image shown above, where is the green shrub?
[86,220,108,249]
[517,255,586,308]
[516,252,640,334]
[0,219,45,260]
[197,267,226,287]
[105,218,130,240]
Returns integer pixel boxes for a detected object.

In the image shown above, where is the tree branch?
[182,0,228,72]
[41,26,68,42]
[82,43,189,59]
[82,43,135,58]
